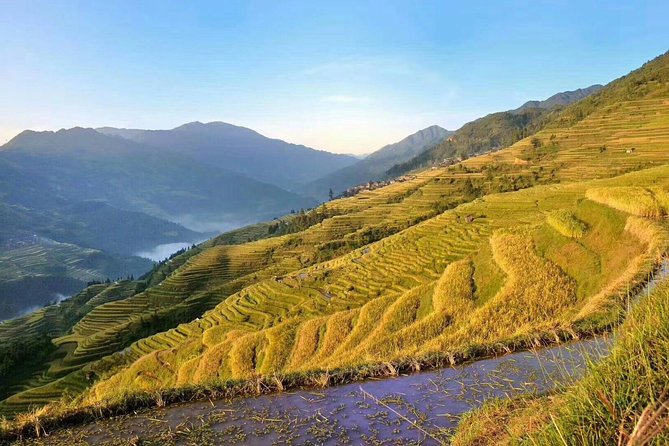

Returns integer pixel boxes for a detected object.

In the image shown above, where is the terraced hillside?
[3,51,669,429]
[82,166,669,405]
[0,237,152,321]
[0,282,135,407]
[451,268,669,446]
[0,169,464,416]
[462,53,669,179]
[387,85,603,177]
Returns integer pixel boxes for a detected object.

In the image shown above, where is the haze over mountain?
[0,126,319,318]
[2,127,315,229]
[304,125,452,199]
[97,121,358,190]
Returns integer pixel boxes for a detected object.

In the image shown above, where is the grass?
[531,277,669,445]
[451,395,557,446]
[451,272,669,446]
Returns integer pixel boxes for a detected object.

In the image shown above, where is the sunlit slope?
[451,269,669,446]
[465,97,669,179]
[0,169,462,414]
[463,52,669,180]
[4,52,669,416]
[58,169,455,366]
[0,282,135,415]
[84,165,669,404]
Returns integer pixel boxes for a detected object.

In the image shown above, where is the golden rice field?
[0,168,460,416]
[4,151,669,418]
[451,267,669,446]
[4,53,669,422]
[81,164,669,408]
[464,96,669,181]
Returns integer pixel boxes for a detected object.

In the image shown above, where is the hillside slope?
[389,85,604,176]
[303,125,452,200]
[0,238,150,321]
[2,51,669,428]
[514,84,603,112]
[97,121,358,190]
[0,127,316,318]
[83,166,669,402]
[452,274,669,446]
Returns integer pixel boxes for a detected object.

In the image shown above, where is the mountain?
[0,127,317,318]
[388,85,604,176]
[1,127,316,230]
[3,51,669,440]
[304,125,452,199]
[0,236,152,321]
[513,84,603,113]
[97,121,358,190]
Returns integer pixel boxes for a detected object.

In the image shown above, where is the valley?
[1,14,669,444]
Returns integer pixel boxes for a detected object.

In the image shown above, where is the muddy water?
[68,338,607,445]
[47,260,669,445]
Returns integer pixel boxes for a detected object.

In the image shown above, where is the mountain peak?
[514,84,604,113]
[95,121,357,189]
[4,127,98,149]
[303,125,452,199]
[174,121,206,130]
[170,121,262,138]
[366,125,452,162]
[2,126,149,156]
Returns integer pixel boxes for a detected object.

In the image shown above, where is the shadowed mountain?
[1,127,316,229]
[97,121,358,190]
[304,125,452,200]
[0,127,317,317]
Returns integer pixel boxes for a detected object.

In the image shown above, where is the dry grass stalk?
[621,391,669,446]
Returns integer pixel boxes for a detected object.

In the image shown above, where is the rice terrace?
[1,2,669,445]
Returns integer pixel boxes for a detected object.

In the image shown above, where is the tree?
[531,137,543,149]
[328,188,334,201]
[462,178,479,198]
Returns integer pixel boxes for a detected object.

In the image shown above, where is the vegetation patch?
[451,272,669,446]
[546,209,588,238]
[586,186,665,219]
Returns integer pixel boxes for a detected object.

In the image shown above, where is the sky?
[1,1,668,154]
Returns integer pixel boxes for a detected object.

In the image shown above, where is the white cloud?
[322,95,370,104]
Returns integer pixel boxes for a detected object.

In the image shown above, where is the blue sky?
[1,1,668,153]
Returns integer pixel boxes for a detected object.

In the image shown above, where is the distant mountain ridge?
[2,127,315,226]
[388,84,604,176]
[303,125,452,199]
[0,126,319,316]
[513,84,603,113]
[97,121,358,190]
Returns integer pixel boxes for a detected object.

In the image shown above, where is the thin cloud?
[303,61,373,76]
[303,57,441,84]
[322,95,371,104]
